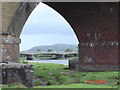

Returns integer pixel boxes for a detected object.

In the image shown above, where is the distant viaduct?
[20,52,78,60]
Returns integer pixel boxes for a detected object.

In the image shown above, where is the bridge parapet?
[20,52,78,55]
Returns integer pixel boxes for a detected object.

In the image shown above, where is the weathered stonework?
[1,2,38,87]
[69,58,78,70]
[0,2,119,86]
[1,34,21,62]
[1,2,38,62]
[0,62,34,87]
[79,65,119,72]
[1,2,119,71]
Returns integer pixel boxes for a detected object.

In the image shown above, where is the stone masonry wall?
[0,62,34,87]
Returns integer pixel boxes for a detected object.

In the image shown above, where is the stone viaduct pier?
[0,1,119,87]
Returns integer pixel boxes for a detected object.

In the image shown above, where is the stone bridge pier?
[1,2,38,62]
[0,34,34,87]
[0,2,37,87]
[1,34,20,63]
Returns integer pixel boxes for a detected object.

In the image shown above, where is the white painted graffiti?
[84,56,93,62]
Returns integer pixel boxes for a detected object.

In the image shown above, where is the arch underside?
[2,2,119,71]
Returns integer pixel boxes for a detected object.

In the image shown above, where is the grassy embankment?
[2,62,119,88]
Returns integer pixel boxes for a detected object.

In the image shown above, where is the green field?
[2,63,119,88]
[35,83,118,88]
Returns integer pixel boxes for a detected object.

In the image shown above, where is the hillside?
[21,44,78,53]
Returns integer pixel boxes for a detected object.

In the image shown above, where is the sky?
[20,2,79,51]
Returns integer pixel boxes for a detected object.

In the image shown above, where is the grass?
[30,62,119,88]
[2,62,120,88]
[34,83,118,88]
[71,71,119,83]
[30,63,69,80]
[2,83,26,88]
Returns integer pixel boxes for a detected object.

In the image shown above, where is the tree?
[36,49,41,52]
[47,49,52,52]
[64,48,72,52]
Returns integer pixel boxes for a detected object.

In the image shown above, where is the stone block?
[0,62,34,87]
[69,58,78,70]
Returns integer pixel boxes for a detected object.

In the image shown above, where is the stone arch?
[2,2,118,71]
[20,2,79,53]
[3,2,80,62]
[8,2,39,37]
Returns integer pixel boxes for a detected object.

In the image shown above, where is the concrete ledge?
[0,62,34,87]
[0,62,33,69]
